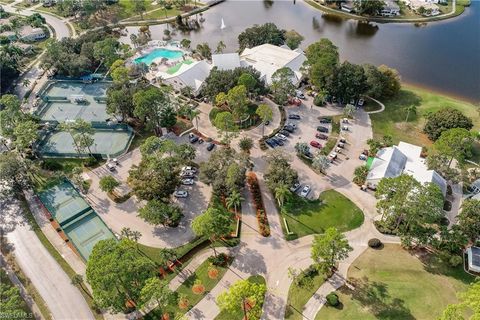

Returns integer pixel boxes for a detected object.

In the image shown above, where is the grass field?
[144,255,231,319]
[370,85,480,163]
[215,275,267,320]
[285,268,327,320]
[282,190,364,239]
[316,244,474,320]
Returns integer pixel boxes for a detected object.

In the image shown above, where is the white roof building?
[366,141,447,195]
[212,53,241,71]
[156,60,211,96]
[19,26,46,41]
[239,44,306,86]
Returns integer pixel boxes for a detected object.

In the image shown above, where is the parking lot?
[84,134,215,248]
[263,101,373,199]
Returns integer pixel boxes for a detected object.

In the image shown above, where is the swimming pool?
[134,48,183,65]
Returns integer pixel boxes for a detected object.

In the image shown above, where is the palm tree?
[274,184,291,207]
[188,109,201,130]
[71,274,92,298]
[215,40,226,54]
[226,190,244,215]
[405,105,417,122]
[22,79,30,87]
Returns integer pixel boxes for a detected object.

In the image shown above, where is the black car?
[272,137,284,146]
[265,120,270,126]
[266,139,277,148]
[279,130,290,137]
[198,138,204,144]
[283,125,295,133]
[206,142,215,151]
[319,117,332,123]
[189,135,199,143]
[303,151,314,159]
[288,114,301,120]
[316,126,329,133]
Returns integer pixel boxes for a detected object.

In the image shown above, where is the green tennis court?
[38,180,115,260]
[37,126,134,159]
[37,81,110,123]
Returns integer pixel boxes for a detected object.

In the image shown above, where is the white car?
[174,190,188,198]
[181,178,194,185]
[275,133,287,141]
[181,166,197,174]
[290,182,301,193]
[300,185,311,198]
[358,98,365,107]
[106,163,116,171]
[296,90,306,99]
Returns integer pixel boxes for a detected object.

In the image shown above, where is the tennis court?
[37,126,134,159]
[37,81,110,123]
[38,181,115,260]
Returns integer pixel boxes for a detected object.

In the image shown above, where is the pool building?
[35,80,134,159]
[38,180,115,260]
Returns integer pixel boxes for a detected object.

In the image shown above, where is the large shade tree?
[86,239,156,312]
[191,207,232,256]
[311,227,352,273]
[217,278,267,320]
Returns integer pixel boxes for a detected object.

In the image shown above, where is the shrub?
[326,293,339,307]
[208,253,229,266]
[84,157,98,167]
[443,200,452,211]
[246,172,270,237]
[41,159,63,171]
[313,94,325,106]
[447,254,463,267]
[368,238,382,248]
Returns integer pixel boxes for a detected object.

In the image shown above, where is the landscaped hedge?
[246,172,270,237]
[259,105,286,150]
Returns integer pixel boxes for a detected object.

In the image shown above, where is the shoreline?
[303,0,468,24]
[401,81,480,106]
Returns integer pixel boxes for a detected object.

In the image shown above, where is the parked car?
[358,98,365,107]
[328,152,338,162]
[198,138,204,144]
[303,150,314,159]
[206,142,215,151]
[174,190,188,198]
[275,133,287,141]
[310,140,322,149]
[266,139,277,148]
[288,114,301,120]
[182,178,194,185]
[283,125,295,133]
[272,137,284,146]
[315,133,328,140]
[341,125,349,131]
[279,130,290,137]
[287,122,297,129]
[189,135,199,143]
[296,90,306,99]
[316,126,329,133]
[339,137,346,143]
[106,163,116,172]
[337,142,345,148]
[265,120,270,126]
[359,154,367,161]
[319,117,332,123]
[300,185,311,198]
[182,166,197,174]
[290,182,301,193]
[342,118,349,123]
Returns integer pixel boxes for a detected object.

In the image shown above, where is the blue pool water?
[134,48,183,65]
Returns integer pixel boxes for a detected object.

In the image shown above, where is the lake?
[122,0,480,103]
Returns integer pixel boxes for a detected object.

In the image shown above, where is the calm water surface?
[123,0,480,103]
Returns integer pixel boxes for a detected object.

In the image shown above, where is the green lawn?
[370,85,480,147]
[282,190,364,239]
[316,244,474,320]
[144,256,231,319]
[285,267,327,320]
[215,275,267,320]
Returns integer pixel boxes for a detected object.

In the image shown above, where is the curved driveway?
[2,3,70,40]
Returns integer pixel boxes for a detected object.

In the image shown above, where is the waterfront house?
[366,141,447,195]
[156,60,211,96]
[239,43,306,86]
[381,0,401,16]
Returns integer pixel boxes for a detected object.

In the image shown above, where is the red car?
[310,140,322,149]
[315,133,328,140]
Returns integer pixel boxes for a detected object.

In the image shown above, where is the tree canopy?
[138,199,183,227]
[311,227,352,273]
[86,238,156,312]
[270,67,296,105]
[217,278,267,320]
[423,108,473,141]
[238,23,286,50]
[304,39,339,90]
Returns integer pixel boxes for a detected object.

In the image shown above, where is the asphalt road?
[2,3,70,40]
[4,200,94,320]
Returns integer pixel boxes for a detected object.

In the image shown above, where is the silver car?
[174,190,188,198]
[300,185,311,198]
